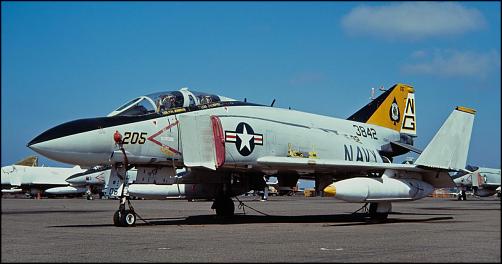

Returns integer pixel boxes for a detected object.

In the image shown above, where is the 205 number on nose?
[122,132,147,144]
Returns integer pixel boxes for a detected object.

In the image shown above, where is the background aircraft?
[1,156,84,198]
[452,165,501,200]
[64,165,117,199]
[28,84,474,227]
[1,156,104,199]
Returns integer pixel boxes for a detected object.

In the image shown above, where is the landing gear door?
[104,166,130,198]
[179,114,225,170]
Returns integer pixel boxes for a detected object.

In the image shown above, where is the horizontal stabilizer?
[390,141,422,154]
[414,107,475,171]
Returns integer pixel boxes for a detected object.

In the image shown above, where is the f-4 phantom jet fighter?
[1,156,89,198]
[28,84,475,226]
[452,165,501,200]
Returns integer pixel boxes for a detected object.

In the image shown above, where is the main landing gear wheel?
[113,209,136,227]
[212,196,235,217]
[369,202,389,221]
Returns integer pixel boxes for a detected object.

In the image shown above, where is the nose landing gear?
[111,131,137,227]
[113,201,137,227]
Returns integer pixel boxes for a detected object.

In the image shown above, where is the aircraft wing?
[256,156,455,188]
[257,156,425,172]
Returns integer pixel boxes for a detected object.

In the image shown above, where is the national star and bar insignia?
[225,122,263,156]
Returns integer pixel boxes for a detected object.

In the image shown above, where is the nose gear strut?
[112,131,137,227]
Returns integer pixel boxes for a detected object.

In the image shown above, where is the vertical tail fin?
[415,107,476,170]
[14,156,38,167]
[348,83,416,136]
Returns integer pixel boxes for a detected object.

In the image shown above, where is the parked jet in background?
[1,157,85,198]
[28,84,474,226]
[1,156,108,199]
[452,165,501,200]
[64,165,117,199]
[1,156,39,195]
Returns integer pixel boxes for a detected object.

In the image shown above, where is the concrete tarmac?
[1,196,500,262]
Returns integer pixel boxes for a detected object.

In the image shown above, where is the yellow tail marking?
[366,83,414,132]
[456,106,476,115]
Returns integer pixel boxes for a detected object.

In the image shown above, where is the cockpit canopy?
[108,87,236,117]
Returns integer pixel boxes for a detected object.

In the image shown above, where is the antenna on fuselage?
[370,87,375,100]
[370,85,387,100]
[270,99,276,107]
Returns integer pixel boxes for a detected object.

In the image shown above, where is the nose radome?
[27,117,116,166]
[66,173,85,184]
[27,139,61,160]
[27,118,103,148]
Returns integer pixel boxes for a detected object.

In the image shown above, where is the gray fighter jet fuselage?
[28,84,474,227]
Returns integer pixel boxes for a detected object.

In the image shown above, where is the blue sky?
[2,2,500,171]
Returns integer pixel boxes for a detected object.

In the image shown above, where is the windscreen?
[117,98,157,116]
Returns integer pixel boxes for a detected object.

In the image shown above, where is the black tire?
[369,203,389,221]
[113,210,121,226]
[120,210,136,227]
[215,197,235,217]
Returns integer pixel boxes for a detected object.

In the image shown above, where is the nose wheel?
[113,203,137,227]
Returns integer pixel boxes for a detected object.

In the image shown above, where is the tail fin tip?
[415,107,476,171]
[348,83,416,136]
[455,106,476,115]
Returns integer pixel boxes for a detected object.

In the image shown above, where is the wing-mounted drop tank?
[324,169,434,202]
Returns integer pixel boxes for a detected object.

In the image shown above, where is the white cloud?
[341,2,486,40]
[401,49,501,78]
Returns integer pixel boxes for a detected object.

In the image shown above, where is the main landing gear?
[211,196,235,217]
[457,190,467,201]
[85,188,93,200]
[368,202,391,221]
